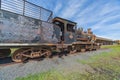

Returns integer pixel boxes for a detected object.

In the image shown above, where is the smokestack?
[87,28,92,34]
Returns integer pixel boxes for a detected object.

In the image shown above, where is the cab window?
[67,24,75,32]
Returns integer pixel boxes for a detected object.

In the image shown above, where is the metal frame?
[0,0,1,9]
[0,0,53,22]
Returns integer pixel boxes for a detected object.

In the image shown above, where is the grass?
[78,45,120,79]
[16,70,86,80]
[16,45,120,80]
[16,70,117,80]
[10,48,19,54]
[8,48,18,57]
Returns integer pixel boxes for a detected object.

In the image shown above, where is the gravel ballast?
[0,49,111,80]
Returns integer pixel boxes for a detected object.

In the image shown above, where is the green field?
[16,45,120,80]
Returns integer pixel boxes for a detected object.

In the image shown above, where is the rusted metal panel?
[0,10,60,44]
[41,21,60,43]
[64,32,76,44]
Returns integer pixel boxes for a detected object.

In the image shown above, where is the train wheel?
[67,46,73,54]
[44,50,52,58]
[89,48,92,51]
[81,49,86,52]
[12,48,27,62]
[67,46,76,54]
[0,49,11,58]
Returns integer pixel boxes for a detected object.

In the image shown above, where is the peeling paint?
[0,10,60,43]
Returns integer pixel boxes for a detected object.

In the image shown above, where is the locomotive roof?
[54,17,77,25]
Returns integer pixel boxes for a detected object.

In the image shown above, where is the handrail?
[0,0,53,22]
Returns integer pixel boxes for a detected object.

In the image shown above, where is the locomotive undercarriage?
[11,47,52,62]
[0,43,99,62]
[0,44,56,62]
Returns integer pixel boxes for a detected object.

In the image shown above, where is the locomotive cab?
[53,17,77,44]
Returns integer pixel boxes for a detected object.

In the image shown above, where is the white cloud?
[99,2,120,16]
[75,1,120,25]
[59,0,86,19]
[91,15,120,30]
[92,21,120,40]
[53,2,62,15]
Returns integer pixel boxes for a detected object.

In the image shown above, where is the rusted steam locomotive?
[0,0,100,62]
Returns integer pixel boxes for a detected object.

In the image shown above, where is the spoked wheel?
[43,49,52,58]
[12,48,28,62]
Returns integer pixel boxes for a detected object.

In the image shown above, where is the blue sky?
[27,0,120,40]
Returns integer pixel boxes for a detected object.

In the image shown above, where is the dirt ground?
[0,49,111,80]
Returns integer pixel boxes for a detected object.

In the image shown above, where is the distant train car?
[96,37,113,45]
[115,40,120,45]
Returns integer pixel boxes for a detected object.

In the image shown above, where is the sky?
[27,0,120,40]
